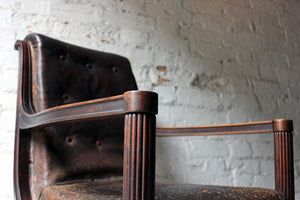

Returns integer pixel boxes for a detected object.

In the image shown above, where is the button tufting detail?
[66,136,73,143]
[96,140,101,146]
[59,55,66,61]
[62,94,69,103]
[86,63,92,69]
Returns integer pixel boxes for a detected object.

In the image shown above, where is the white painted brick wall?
[0,0,299,199]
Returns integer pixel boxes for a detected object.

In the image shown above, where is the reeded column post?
[123,91,158,200]
[273,119,294,200]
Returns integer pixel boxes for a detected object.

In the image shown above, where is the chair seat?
[40,179,285,200]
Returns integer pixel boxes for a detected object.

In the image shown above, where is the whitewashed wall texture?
[0,0,299,199]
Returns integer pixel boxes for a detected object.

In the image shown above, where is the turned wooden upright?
[123,91,158,200]
[273,119,294,200]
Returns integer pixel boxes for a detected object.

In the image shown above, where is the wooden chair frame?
[14,39,294,200]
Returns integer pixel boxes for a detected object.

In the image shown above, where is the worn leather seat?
[41,179,285,200]
[14,33,287,200]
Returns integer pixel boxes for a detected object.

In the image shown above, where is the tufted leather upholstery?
[24,33,137,198]
[24,33,137,112]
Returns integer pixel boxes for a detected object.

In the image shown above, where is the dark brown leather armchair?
[14,33,294,200]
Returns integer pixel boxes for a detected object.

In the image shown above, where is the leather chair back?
[24,33,137,197]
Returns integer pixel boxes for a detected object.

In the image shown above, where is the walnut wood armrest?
[156,120,274,137]
[18,94,124,129]
[19,90,158,130]
[157,119,294,200]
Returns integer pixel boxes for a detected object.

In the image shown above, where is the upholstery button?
[112,67,118,72]
[59,55,66,61]
[66,136,73,143]
[96,140,101,146]
[86,63,92,69]
[62,94,69,100]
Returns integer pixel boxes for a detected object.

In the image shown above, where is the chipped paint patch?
[191,73,232,93]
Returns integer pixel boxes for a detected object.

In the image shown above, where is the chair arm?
[18,94,124,129]
[19,90,158,129]
[157,119,295,200]
[156,120,274,137]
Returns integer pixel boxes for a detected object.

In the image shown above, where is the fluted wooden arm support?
[273,119,294,200]
[157,119,295,200]
[123,91,158,200]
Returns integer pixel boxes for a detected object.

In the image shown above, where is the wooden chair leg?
[123,113,156,200]
[273,119,294,200]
